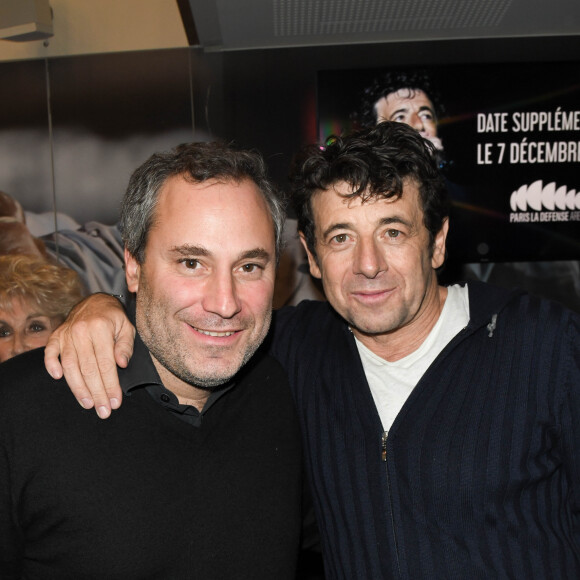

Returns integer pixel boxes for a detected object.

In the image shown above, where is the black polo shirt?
[119,332,235,427]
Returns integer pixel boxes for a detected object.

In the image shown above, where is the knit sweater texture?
[269,281,580,579]
[0,347,303,579]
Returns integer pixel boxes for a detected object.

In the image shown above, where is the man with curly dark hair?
[356,68,445,154]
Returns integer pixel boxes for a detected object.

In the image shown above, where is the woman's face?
[0,298,61,363]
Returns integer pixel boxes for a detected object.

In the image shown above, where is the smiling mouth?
[193,327,237,337]
[353,288,392,296]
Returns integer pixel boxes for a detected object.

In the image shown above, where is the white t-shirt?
[355,284,470,432]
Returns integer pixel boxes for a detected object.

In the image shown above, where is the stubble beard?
[135,279,272,390]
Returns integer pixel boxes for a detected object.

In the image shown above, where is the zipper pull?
[487,313,498,337]
[381,431,388,462]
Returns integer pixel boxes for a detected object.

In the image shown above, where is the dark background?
[318,62,580,263]
[1,35,579,307]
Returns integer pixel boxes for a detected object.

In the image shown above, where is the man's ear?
[124,248,141,293]
[298,232,322,280]
[431,218,449,270]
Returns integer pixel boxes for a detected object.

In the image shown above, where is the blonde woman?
[0,254,83,362]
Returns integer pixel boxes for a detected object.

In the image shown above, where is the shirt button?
[160,393,170,403]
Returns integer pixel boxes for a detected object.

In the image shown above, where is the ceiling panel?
[186,0,580,51]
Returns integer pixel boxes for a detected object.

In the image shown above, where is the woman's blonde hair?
[0,254,84,322]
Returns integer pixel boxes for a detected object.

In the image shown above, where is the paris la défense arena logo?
[509,180,580,223]
[510,180,579,212]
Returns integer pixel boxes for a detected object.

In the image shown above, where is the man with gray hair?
[0,141,304,578]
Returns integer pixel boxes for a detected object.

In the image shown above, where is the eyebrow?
[170,245,210,257]
[389,105,435,119]
[0,312,48,323]
[26,313,49,320]
[379,216,413,227]
[389,106,410,119]
[238,248,272,262]
[322,222,352,240]
[322,216,413,240]
[169,245,272,263]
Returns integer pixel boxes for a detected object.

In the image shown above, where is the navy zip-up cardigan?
[268,281,580,579]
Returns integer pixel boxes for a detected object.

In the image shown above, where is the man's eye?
[420,112,434,121]
[241,263,261,273]
[387,229,401,238]
[0,327,11,338]
[332,234,349,244]
[393,114,407,123]
[181,259,199,269]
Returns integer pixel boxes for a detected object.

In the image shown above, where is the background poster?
[0,50,199,227]
[317,63,580,265]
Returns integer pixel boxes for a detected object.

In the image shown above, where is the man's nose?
[352,237,387,278]
[411,114,426,133]
[202,271,242,319]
